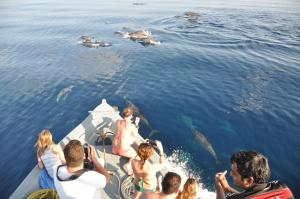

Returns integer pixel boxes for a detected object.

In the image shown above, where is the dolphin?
[181,114,220,164]
[115,30,150,39]
[80,36,93,43]
[125,98,159,135]
[175,11,200,22]
[82,40,111,48]
[192,128,221,164]
[80,36,111,48]
[56,85,74,103]
[139,36,160,46]
[128,30,151,40]
[181,114,196,129]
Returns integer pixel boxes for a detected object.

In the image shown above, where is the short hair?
[137,143,154,169]
[123,107,133,118]
[64,140,84,167]
[162,172,181,195]
[230,151,270,184]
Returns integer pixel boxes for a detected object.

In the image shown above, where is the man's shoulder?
[140,191,159,199]
[81,170,106,180]
[226,181,294,199]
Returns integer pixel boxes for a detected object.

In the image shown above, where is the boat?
[10,99,167,199]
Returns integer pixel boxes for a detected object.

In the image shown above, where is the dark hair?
[64,140,84,167]
[162,172,181,195]
[230,151,270,184]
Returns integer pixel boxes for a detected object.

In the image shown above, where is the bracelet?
[159,154,164,156]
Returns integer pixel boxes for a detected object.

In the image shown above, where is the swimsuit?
[112,120,131,156]
[133,179,157,193]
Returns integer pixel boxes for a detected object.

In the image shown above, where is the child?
[176,178,197,199]
[35,129,65,189]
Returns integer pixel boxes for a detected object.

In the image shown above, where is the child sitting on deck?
[35,129,66,189]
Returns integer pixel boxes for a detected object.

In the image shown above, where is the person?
[176,178,197,199]
[112,107,140,175]
[54,139,110,199]
[35,129,66,189]
[140,172,181,199]
[131,141,166,199]
[215,151,294,199]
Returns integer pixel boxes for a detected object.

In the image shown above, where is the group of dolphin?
[79,11,200,48]
[80,29,159,48]
[124,99,220,164]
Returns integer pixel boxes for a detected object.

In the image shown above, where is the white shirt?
[41,147,61,178]
[54,165,106,199]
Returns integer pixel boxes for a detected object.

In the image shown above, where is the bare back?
[132,160,159,190]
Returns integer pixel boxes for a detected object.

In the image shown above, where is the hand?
[135,117,140,126]
[215,170,230,191]
[88,145,97,162]
[155,140,163,154]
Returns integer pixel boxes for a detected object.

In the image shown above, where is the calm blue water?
[1,0,300,198]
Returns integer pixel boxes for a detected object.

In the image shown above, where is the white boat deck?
[10,99,166,199]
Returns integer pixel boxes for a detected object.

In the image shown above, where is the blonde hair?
[176,178,197,199]
[123,107,133,118]
[35,129,54,157]
[137,143,154,169]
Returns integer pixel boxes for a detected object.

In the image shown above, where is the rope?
[26,189,59,199]
[121,175,135,199]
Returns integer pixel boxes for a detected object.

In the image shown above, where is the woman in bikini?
[131,141,166,199]
[176,178,197,199]
[112,107,140,175]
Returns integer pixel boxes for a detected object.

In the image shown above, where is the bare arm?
[131,117,140,137]
[215,170,239,199]
[90,145,110,184]
[36,152,44,169]
[52,145,66,164]
[153,141,166,171]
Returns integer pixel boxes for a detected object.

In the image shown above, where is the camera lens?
[83,143,89,158]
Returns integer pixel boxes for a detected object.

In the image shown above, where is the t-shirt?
[41,147,61,179]
[54,165,106,199]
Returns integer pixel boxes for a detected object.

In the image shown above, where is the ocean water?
[1,0,300,198]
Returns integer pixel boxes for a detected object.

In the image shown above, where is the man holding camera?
[54,139,110,199]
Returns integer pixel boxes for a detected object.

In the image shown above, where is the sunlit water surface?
[1,0,300,198]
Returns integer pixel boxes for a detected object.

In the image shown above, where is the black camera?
[147,139,157,147]
[83,143,94,170]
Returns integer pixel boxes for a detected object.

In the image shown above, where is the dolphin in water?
[56,85,74,103]
[115,30,160,46]
[192,128,221,164]
[80,36,111,48]
[139,36,160,46]
[115,30,150,40]
[181,114,220,164]
[125,98,160,138]
[175,11,201,23]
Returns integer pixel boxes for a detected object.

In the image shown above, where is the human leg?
[120,147,137,175]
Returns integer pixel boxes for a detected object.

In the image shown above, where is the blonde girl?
[35,129,65,179]
[176,178,197,199]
